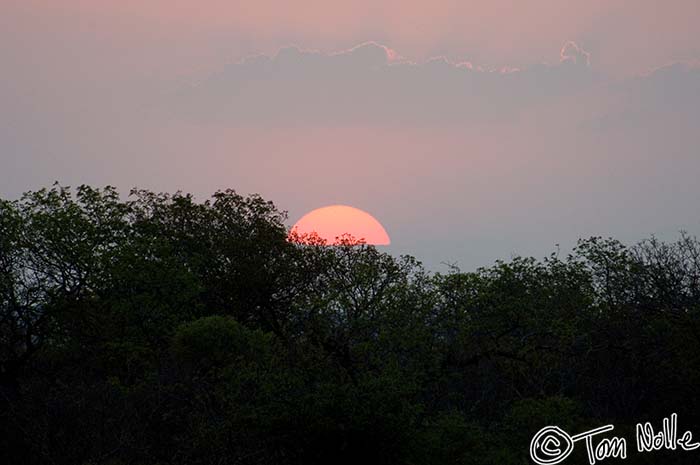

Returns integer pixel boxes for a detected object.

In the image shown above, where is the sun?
[289,205,391,245]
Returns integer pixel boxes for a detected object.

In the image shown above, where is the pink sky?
[4,0,699,77]
[2,1,700,269]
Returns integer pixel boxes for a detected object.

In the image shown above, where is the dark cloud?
[628,62,700,114]
[171,42,602,126]
[587,61,700,131]
[560,41,591,66]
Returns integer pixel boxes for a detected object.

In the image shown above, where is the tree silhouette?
[2,184,700,464]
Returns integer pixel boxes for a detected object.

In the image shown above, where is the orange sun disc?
[289,205,390,245]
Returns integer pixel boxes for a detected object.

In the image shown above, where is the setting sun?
[290,205,391,245]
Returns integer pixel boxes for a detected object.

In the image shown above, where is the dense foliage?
[2,185,699,464]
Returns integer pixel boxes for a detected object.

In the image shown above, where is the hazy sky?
[2,1,699,269]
